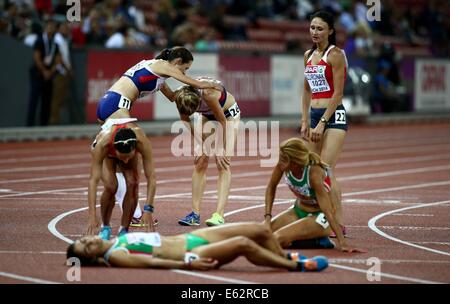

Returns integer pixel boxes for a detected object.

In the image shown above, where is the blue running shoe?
[295,255,329,272]
[98,226,112,240]
[117,227,128,237]
[316,237,336,249]
[178,211,200,226]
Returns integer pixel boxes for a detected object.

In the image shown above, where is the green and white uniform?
[103,232,210,263]
[284,165,331,228]
[104,232,161,262]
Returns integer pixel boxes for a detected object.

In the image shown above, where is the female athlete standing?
[300,11,348,236]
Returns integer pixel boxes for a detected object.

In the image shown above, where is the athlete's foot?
[292,256,329,272]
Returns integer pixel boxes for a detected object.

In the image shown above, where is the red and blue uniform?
[304,45,349,131]
[96,59,167,121]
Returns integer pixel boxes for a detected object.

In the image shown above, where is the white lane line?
[391,213,434,217]
[343,199,401,204]
[328,264,443,284]
[172,270,256,284]
[368,200,450,257]
[330,258,450,265]
[340,165,450,181]
[338,153,450,169]
[345,180,450,196]
[412,242,450,246]
[345,225,450,231]
[2,144,450,181]
[47,205,96,244]
[0,251,65,254]
[0,271,61,284]
[342,143,450,158]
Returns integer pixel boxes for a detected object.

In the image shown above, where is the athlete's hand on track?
[187,258,219,270]
[85,216,100,235]
[338,245,367,253]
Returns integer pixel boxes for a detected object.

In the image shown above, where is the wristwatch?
[320,117,328,124]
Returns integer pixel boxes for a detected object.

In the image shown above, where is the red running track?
[0,122,449,284]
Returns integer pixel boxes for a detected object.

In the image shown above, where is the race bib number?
[315,213,329,229]
[184,252,199,264]
[305,65,331,93]
[118,96,131,110]
[334,110,346,124]
[227,103,240,118]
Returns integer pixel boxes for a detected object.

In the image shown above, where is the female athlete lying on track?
[67,222,328,272]
[264,137,366,253]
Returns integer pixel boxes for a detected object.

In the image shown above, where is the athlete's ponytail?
[155,46,193,64]
[279,138,329,169]
[155,48,172,60]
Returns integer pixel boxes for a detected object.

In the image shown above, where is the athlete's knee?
[103,180,118,195]
[194,155,209,172]
[274,231,289,248]
[255,223,272,239]
[234,236,257,253]
[124,174,139,191]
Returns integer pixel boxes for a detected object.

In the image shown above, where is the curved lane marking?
[368,200,450,257]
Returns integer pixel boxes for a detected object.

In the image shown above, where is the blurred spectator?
[338,2,357,34]
[194,28,219,51]
[295,0,314,20]
[156,0,177,40]
[344,22,374,57]
[378,42,401,85]
[27,18,61,126]
[372,60,401,113]
[35,0,52,19]
[3,2,21,38]
[50,21,72,125]
[23,20,42,47]
[171,21,198,49]
[373,0,395,35]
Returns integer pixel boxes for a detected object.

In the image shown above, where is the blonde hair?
[174,86,201,116]
[279,137,329,169]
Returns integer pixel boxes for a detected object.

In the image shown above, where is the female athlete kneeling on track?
[68,222,328,272]
[264,138,366,253]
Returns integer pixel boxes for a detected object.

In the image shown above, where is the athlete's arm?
[264,159,285,226]
[300,50,312,141]
[310,167,366,253]
[160,83,176,102]
[136,128,156,232]
[86,144,105,235]
[202,89,229,160]
[155,61,222,91]
[108,250,218,270]
[318,48,346,124]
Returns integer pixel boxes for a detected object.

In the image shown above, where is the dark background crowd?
[0,0,449,125]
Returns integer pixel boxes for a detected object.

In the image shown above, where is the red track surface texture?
[0,123,449,284]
